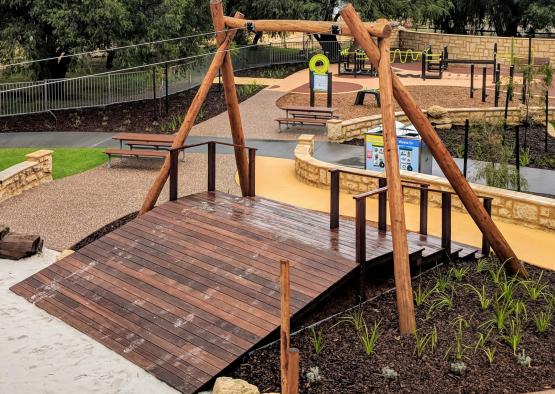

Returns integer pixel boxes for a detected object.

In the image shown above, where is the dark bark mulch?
[229,259,555,393]
[71,211,138,251]
[0,84,265,134]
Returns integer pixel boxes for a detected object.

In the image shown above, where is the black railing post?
[546,92,550,153]
[421,50,427,80]
[208,142,216,192]
[330,169,340,229]
[481,198,492,256]
[378,178,387,232]
[419,185,429,236]
[354,196,367,302]
[248,148,256,197]
[481,67,487,102]
[463,119,470,178]
[169,149,179,201]
[470,64,474,98]
[515,126,521,192]
[494,66,500,107]
[152,67,157,119]
[165,62,169,115]
[441,192,452,253]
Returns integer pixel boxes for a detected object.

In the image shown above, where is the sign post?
[309,54,332,107]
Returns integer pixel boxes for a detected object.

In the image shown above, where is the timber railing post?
[481,67,487,102]
[441,192,452,253]
[248,148,256,197]
[169,149,179,201]
[280,259,291,394]
[354,196,367,302]
[419,185,428,236]
[482,198,493,256]
[288,348,300,394]
[330,169,340,229]
[378,178,387,232]
[208,142,216,192]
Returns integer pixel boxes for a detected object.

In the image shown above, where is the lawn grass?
[0,148,107,179]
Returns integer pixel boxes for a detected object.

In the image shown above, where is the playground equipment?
[140,2,527,339]
[338,47,377,77]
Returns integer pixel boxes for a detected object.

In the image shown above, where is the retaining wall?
[398,29,555,65]
[295,135,555,232]
[327,106,555,143]
[0,150,53,203]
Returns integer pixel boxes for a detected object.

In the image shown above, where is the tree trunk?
[0,233,43,260]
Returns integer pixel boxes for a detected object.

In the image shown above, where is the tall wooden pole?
[280,260,291,394]
[377,37,416,335]
[210,2,250,196]
[139,28,238,214]
[340,4,526,277]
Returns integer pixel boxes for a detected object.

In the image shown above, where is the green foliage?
[521,272,549,301]
[502,318,523,354]
[0,148,107,179]
[466,284,492,311]
[482,346,496,365]
[359,320,380,356]
[414,283,436,307]
[236,82,261,97]
[532,307,553,333]
[476,258,490,273]
[309,326,325,354]
[450,266,470,281]
[414,325,438,358]
[338,307,365,332]
[160,114,184,134]
[434,273,450,292]
[445,316,469,361]
[427,291,454,318]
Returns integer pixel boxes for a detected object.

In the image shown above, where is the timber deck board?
[10,191,478,393]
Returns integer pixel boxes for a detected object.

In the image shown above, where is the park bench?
[276,105,338,131]
[104,132,175,167]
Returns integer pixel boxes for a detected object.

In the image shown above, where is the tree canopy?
[0,0,211,79]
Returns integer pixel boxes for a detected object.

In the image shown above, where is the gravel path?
[0,154,241,251]
[0,249,179,394]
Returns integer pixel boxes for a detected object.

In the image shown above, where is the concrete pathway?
[0,249,178,394]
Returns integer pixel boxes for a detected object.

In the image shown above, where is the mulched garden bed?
[437,123,555,170]
[0,84,265,134]
[230,258,555,393]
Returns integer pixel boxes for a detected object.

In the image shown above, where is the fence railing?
[0,38,349,118]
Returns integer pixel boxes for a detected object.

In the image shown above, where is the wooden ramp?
[10,191,478,393]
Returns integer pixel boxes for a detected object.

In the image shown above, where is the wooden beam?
[223,16,391,38]
[340,4,527,277]
[288,348,300,394]
[139,28,238,214]
[280,259,291,394]
[210,2,250,196]
[377,37,416,335]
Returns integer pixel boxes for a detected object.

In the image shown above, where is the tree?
[0,0,211,80]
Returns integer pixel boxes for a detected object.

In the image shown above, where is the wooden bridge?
[10,143,487,393]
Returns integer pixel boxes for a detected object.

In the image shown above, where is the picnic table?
[104,133,176,167]
[276,105,338,131]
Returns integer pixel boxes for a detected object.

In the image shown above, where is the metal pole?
[515,126,521,192]
[481,67,487,102]
[152,67,157,119]
[165,63,169,115]
[494,64,501,107]
[470,64,474,98]
[463,119,469,178]
[546,91,550,153]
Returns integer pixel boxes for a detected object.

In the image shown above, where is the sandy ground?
[0,153,241,251]
[0,249,178,394]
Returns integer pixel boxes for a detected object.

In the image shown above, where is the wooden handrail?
[353,186,388,200]
[169,141,256,201]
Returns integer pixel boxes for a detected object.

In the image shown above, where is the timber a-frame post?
[376,36,416,334]
[139,16,241,214]
[210,1,250,196]
[339,4,527,278]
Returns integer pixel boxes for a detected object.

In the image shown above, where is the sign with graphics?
[365,133,425,173]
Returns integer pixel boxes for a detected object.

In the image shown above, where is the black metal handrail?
[329,168,494,268]
[169,141,257,201]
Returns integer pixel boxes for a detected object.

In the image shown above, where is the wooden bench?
[104,148,169,167]
[355,89,381,107]
[126,140,173,150]
[276,105,338,131]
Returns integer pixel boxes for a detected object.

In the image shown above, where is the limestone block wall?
[327,106,555,143]
[0,150,53,203]
[398,29,555,65]
[295,135,555,232]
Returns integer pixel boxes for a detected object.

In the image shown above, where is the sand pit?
[0,250,177,394]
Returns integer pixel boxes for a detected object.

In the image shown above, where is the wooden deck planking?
[10,191,478,393]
